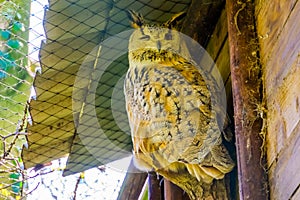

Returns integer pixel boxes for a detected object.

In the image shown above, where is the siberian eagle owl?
[124,10,235,198]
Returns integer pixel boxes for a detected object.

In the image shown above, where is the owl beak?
[157,41,162,52]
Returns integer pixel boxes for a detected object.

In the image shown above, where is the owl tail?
[158,167,230,200]
[210,143,235,174]
[185,163,228,184]
[185,143,235,184]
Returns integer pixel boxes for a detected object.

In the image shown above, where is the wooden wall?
[206,8,237,200]
[257,0,300,199]
[206,8,232,108]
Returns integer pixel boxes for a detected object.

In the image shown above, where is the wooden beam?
[164,179,190,200]
[181,0,225,47]
[148,173,163,200]
[117,159,147,200]
[225,1,269,199]
[268,121,300,199]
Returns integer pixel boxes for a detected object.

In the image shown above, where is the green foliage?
[0,30,11,40]
[0,0,32,199]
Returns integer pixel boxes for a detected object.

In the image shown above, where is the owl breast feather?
[124,62,222,165]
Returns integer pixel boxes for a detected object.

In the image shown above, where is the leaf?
[9,173,20,180]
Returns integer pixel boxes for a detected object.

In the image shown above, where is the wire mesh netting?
[22,0,191,176]
[0,0,36,198]
[0,0,193,199]
[26,157,125,200]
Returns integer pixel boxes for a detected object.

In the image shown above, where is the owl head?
[127,10,188,63]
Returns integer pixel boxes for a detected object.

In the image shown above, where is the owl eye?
[139,35,150,41]
[164,33,172,40]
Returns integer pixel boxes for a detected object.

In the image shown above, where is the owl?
[124,10,235,198]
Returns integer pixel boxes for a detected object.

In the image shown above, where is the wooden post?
[226,1,269,199]
[164,180,190,200]
[181,0,225,47]
[148,172,163,200]
[117,159,147,200]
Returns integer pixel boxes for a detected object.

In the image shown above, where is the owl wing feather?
[125,61,234,182]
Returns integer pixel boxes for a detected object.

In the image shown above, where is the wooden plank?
[268,121,300,200]
[266,58,300,163]
[225,78,233,118]
[148,173,163,200]
[164,180,189,200]
[256,0,298,65]
[214,40,232,117]
[117,159,148,200]
[260,1,300,166]
[262,1,300,99]
[205,7,232,116]
[182,0,225,47]
[206,8,228,60]
[215,39,230,83]
[205,7,231,104]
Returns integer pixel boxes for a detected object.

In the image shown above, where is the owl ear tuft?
[127,10,144,28]
[164,12,186,28]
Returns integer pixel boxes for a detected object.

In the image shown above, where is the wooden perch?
[117,159,147,200]
[226,1,269,199]
[164,180,190,200]
[148,172,163,200]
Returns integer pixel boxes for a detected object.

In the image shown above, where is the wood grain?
[182,0,225,47]
[256,1,300,199]
[266,58,300,165]
[257,1,300,166]
[268,121,300,200]
[226,1,269,199]
[257,0,298,65]
[206,8,228,61]
[264,2,300,100]
[164,179,190,200]
[117,159,148,200]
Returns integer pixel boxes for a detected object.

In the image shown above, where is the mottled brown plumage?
[124,11,234,199]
